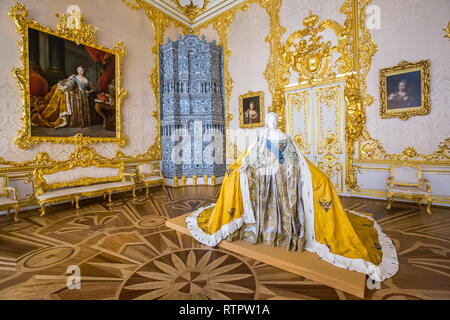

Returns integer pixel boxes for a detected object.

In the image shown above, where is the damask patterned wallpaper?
[228,2,269,152]
[0,0,156,162]
[366,0,450,154]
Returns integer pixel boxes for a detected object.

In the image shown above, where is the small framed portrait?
[239,91,264,128]
[379,60,430,120]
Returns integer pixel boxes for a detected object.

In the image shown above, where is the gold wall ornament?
[9,3,127,149]
[293,132,307,152]
[359,128,450,164]
[444,21,450,39]
[281,11,353,86]
[379,60,431,121]
[344,75,365,191]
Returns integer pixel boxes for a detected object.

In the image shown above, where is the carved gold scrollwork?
[320,130,339,153]
[293,132,307,152]
[281,11,353,85]
[360,128,450,164]
[318,162,343,191]
[55,12,98,46]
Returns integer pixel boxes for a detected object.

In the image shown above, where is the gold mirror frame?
[379,60,430,121]
[9,3,127,150]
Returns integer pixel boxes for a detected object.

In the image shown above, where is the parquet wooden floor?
[0,186,448,300]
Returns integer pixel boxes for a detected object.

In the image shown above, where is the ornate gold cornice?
[359,128,450,164]
[172,0,210,22]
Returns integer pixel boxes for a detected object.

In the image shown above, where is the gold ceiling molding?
[172,0,210,21]
[9,3,127,149]
[275,7,354,136]
[280,11,353,85]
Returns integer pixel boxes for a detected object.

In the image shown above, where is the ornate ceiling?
[146,0,246,27]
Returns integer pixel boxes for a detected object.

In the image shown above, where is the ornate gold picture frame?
[379,60,430,121]
[239,91,264,128]
[9,3,127,149]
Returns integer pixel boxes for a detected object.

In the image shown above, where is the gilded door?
[285,81,346,194]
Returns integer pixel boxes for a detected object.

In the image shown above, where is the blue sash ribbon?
[266,139,285,164]
[74,76,87,91]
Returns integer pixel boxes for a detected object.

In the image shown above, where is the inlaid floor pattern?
[0,186,449,300]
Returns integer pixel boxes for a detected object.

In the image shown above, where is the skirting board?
[166,212,371,299]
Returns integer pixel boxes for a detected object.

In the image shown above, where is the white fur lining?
[293,144,399,282]
[186,203,246,247]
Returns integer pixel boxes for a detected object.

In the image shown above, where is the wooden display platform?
[166,213,369,299]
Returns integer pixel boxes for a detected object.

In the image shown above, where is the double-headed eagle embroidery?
[319,199,332,213]
[227,208,236,218]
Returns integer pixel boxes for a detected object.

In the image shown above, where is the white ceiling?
[146,0,246,28]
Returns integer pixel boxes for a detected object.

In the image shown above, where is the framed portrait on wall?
[28,28,118,137]
[9,3,127,149]
[379,60,430,120]
[239,91,264,128]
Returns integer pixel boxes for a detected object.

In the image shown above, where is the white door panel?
[285,80,347,195]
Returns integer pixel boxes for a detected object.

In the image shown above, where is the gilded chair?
[386,165,432,215]
[0,175,19,222]
[136,162,165,195]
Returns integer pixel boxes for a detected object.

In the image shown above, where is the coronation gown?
[31,75,96,128]
[186,128,399,282]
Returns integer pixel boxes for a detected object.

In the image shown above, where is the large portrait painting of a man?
[239,91,264,128]
[380,60,430,120]
[28,28,117,138]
